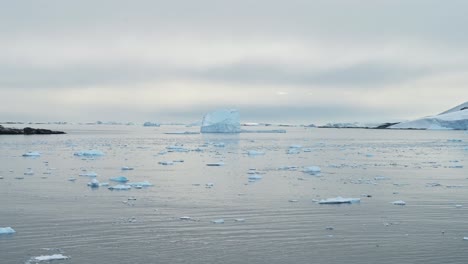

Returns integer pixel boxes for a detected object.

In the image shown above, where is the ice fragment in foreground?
[318,197,361,204]
[32,254,69,261]
[200,109,241,133]
[0,227,15,234]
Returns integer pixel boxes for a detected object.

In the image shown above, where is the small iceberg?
[200,109,241,133]
[88,178,100,188]
[121,166,134,171]
[318,197,361,204]
[108,184,131,190]
[109,176,129,183]
[0,227,15,234]
[22,152,41,157]
[392,200,406,205]
[74,150,104,157]
[24,170,34,176]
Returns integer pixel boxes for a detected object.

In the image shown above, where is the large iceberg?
[200,109,241,133]
[390,102,468,130]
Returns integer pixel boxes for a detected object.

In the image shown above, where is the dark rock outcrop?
[0,125,65,135]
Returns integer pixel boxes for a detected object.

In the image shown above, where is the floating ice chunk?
[88,178,100,188]
[22,152,41,157]
[109,176,129,182]
[248,174,263,180]
[234,218,245,222]
[24,170,34,175]
[32,254,69,261]
[0,227,15,234]
[108,184,131,190]
[303,148,312,152]
[374,176,390,180]
[366,153,374,157]
[318,197,361,204]
[392,200,406,205]
[127,181,153,187]
[74,150,104,156]
[166,145,189,152]
[200,109,241,133]
[205,183,214,188]
[278,166,298,171]
[303,166,321,175]
[455,204,463,208]
[213,142,225,147]
[121,166,134,171]
[211,219,224,224]
[287,148,300,154]
[288,199,299,203]
[159,161,174,165]
[206,162,224,166]
[247,150,265,156]
[79,171,98,177]
[180,216,192,220]
[447,139,462,142]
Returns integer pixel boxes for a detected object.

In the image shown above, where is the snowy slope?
[390,108,468,130]
[438,101,468,115]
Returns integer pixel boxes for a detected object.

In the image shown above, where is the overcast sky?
[1,0,467,124]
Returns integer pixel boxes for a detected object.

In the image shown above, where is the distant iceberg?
[200,109,241,133]
[390,102,468,130]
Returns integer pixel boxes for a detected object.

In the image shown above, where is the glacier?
[200,109,241,133]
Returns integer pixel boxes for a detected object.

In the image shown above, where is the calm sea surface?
[0,125,467,264]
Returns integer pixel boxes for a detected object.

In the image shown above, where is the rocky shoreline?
[0,125,65,135]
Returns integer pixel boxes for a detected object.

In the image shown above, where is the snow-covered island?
[390,102,468,130]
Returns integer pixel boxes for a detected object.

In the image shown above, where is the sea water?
[0,125,467,264]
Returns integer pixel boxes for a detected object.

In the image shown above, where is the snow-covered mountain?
[390,102,468,130]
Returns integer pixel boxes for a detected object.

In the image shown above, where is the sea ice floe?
[121,166,134,170]
[392,200,406,205]
[24,170,34,176]
[248,174,263,180]
[22,152,41,157]
[108,184,131,190]
[318,197,361,204]
[127,181,153,187]
[206,162,224,166]
[211,219,225,224]
[247,150,265,156]
[109,176,129,182]
[159,161,174,165]
[31,254,69,262]
[73,150,104,157]
[0,227,15,234]
[79,171,98,177]
[303,166,321,175]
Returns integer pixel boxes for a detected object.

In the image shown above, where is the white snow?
[200,109,241,133]
[318,197,361,204]
[0,227,15,234]
[390,105,468,130]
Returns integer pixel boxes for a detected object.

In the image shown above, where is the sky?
[1,0,468,124]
